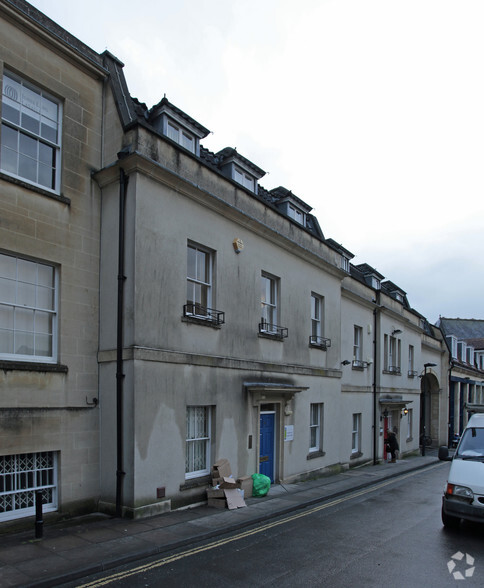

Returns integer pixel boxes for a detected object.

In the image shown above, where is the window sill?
[350,451,363,460]
[180,474,211,491]
[307,450,325,460]
[181,316,222,329]
[0,360,68,373]
[0,172,70,205]
[382,370,401,376]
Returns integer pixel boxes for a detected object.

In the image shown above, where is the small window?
[288,204,304,225]
[309,403,324,452]
[185,406,211,479]
[0,252,58,362]
[260,272,278,331]
[353,326,363,363]
[233,166,255,191]
[310,293,323,343]
[186,243,213,316]
[407,408,413,440]
[341,256,350,273]
[165,118,196,153]
[1,72,62,192]
[0,452,58,521]
[352,413,361,454]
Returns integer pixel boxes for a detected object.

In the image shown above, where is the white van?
[439,413,484,528]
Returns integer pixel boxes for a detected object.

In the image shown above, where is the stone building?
[0,0,106,524]
[0,0,449,523]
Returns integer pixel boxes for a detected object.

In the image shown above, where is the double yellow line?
[79,464,442,587]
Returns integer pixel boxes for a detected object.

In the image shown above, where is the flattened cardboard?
[224,489,246,510]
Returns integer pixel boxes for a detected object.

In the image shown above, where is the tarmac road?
[60,462,484,588]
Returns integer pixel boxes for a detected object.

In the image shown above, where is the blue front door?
[260,412,275,482]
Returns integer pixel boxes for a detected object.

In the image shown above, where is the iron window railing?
[258,320,288,339]
[352,359,367,369]
[388,365,401,375]
[408,370,418,377]
[309,335,331,349]
[183,303,225,326]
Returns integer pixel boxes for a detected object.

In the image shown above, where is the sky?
[30,0,484,324]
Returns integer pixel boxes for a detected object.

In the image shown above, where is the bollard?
[35,490,43,539]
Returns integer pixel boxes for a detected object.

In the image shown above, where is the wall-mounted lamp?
[392,328,402,336]
[401,407,408,418]
[341,360,351,366]
[382,408,389,418]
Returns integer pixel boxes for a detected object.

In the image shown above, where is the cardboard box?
[236,476,253,497]
[206,488,225,499]
[219,477,237,489]
[207,497,227,509]
[224,488,246,510]
[211,458,232,479]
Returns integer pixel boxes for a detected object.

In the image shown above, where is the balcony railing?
[309,335,331,349]
[258,321,288,339]
[183,303,225,325]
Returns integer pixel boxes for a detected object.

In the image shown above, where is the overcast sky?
[30,0,484,324]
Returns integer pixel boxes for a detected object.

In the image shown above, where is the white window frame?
[288,204,304,225]
[260,272,278,332]
[353,326,362,362]
[352,413,361,454]
[233,166,255,192]
[186,243,213,316]
[1,71,62,193]
[309,403,324,453]
[165,118,196,154]
[0,451,58,521]
[185,406,211,479]
[341,256,350,273]
[0,252,58,362]
[310,293,323,343]
[407,408,413,440]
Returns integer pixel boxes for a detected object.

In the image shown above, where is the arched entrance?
[420,368,440,449]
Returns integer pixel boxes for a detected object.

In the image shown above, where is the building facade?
[0,0,106,524]
[0,0,449,524]
[436,318,484,443]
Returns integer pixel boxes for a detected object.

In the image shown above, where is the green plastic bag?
[251,473,271,497]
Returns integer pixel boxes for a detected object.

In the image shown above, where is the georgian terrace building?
[0,0,448,523]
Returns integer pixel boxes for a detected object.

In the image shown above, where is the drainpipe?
[116,166,128,517]
[372,290,381,465]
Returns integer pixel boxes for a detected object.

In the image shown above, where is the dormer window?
[233,166,255,191]
[371,276,381,290]
[341,256,350,273]
[166,120,195,152]
[148,97,210,157]
[287,204,304,225]
[216,148,265,194]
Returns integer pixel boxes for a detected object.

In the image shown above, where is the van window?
[456,428,484,459]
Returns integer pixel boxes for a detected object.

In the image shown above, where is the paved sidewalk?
[0,453,444,588]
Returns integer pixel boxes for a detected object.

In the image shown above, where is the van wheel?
[442,507,460,529]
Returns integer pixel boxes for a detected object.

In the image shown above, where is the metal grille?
[0,452,57,521]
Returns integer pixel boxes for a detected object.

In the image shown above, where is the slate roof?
[437,318,484,341]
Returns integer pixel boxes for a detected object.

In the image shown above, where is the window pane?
[35,333,52,356]
[0,277,16,304]
[187,246,196,279]
[16,331,34,355]
[1,124,18,149]
[19,133,37,158]
[18,153,37,182]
